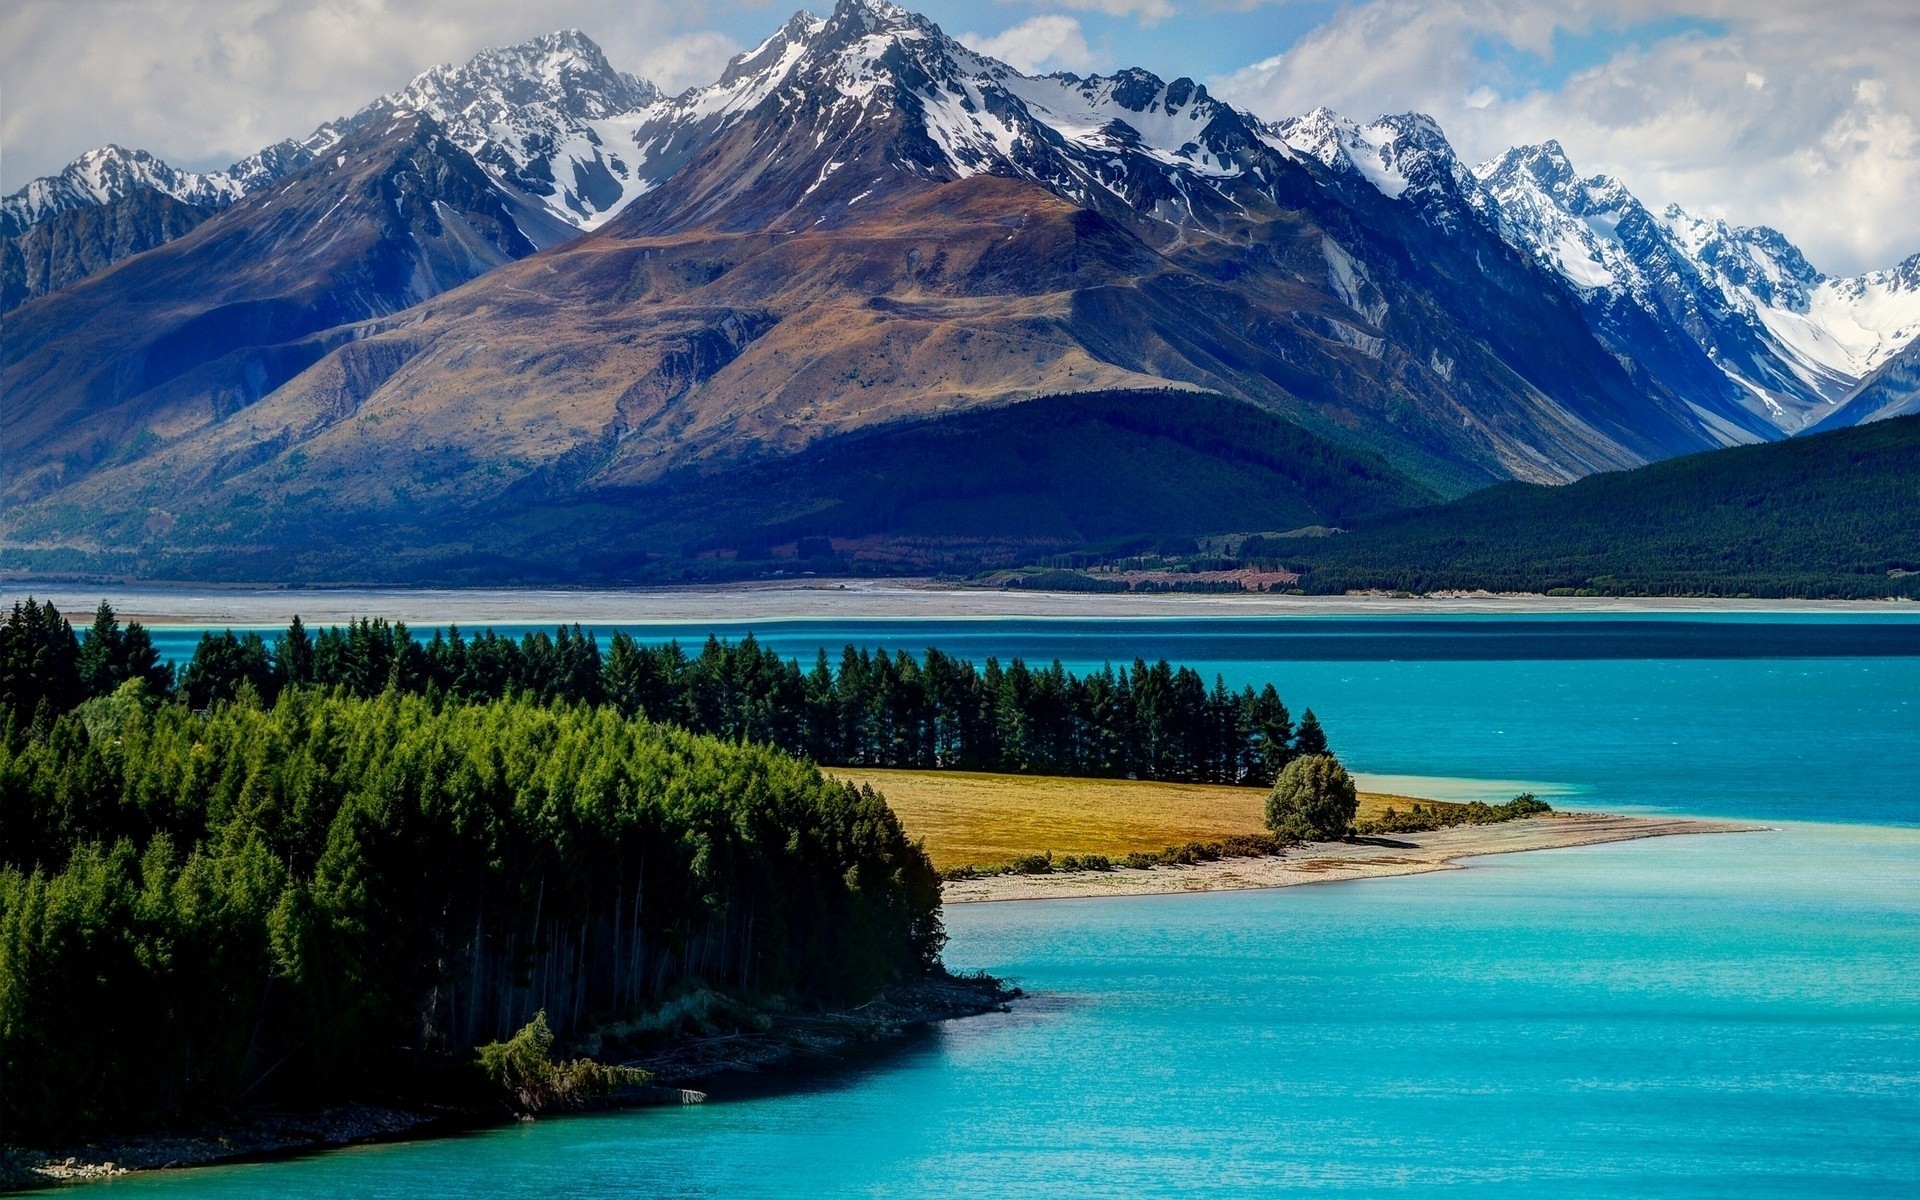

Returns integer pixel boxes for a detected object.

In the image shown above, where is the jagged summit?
[0,145,243,238]
[2,29,665,239]
[1267,108,1483,230]
[1473,137,1920,429]
[589,0,1279,235]
[10,0,1862,582]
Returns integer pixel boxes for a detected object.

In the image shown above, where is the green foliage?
[1265,755,1358,841]
[32,606,1329,790]
[1353,793,1554,836]
[1287,414,1920,598]
[0,691,942,1141]
[76,601,173,700]
[941,833,1285,879]
[0,598,82,726]
[168,624,1321,788]
[474,1011,649,1113]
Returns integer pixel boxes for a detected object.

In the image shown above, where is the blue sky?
[7,0,1916,274]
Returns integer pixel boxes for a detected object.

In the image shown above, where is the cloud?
[1212,0,1920,275]
[1041,0,1178,27]
[0,0,702,189]
[961,15,1102,74]
[634,31,746,96]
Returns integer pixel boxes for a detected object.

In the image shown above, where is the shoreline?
[0,975,1014,1192]
[941,813,1765,903]
[6,579,1916,628]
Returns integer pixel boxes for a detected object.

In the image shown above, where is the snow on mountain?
[1474,139,1920,431]
[3,30,662,243]
[384,29,662,228]
[1267,108,1485,226]
[0,146,243,237]
[591,0,1273,230]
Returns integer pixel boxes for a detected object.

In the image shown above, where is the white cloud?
[962,15,1101,74]
[1022,0,1178,28]
[634,31,746,96]
[1212,0,1920,275]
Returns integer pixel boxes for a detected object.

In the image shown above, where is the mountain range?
[3,0,1915,584]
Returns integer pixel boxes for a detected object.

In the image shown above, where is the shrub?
[475,1012,650,1113]
[1266,754,1358,841]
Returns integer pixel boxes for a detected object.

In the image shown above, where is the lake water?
[117,614,1920,1196]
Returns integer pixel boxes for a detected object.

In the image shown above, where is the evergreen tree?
[1293,708,1329,756]
[1249,684,1294,784]
[0,598,81,723]
[180,631,278,708]
[278,615,314,688]
[74,601,172,701]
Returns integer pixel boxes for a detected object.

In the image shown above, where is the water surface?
[107,614,1920,1196]
[108,824,1920,1198]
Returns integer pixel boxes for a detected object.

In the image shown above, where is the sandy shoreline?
[941,814,1765,903]
[7,578,1914,627]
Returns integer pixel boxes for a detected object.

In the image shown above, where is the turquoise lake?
[122,613,1920,1196]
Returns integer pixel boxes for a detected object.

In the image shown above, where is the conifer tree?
[0,599,82,721]
[1293,708,1329,756]
[278,615,314,688]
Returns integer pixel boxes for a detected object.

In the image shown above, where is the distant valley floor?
[10,580,1917,630]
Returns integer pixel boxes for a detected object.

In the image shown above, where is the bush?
[1265,755,1358,841]
[1351,793,1554,836]
[1057,854,1112,872]
[475,1012,650,1113]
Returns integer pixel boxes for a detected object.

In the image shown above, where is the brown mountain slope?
[0,111,556,505]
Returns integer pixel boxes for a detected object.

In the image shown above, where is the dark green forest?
[0,602,952,1140]
[1281,414,1920,598]
[0,598,1332,1141]
[90,610,1320,787]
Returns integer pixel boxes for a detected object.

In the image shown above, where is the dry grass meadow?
[827,767,1426,870]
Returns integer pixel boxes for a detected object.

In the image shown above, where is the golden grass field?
[827,767,1428,870]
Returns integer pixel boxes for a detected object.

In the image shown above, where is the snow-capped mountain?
[1473,139,1920,432]
[1268,109,1484,226]
[10,0,1851,583]
[587,0,1277,236]
[0,146,243,238]
[1276,109,1920,435]
[2,29,661,246]
[384,29,661,228]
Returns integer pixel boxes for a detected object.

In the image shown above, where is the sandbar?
[941,814,1765,903]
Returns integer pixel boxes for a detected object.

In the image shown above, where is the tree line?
[3,600,1332,787]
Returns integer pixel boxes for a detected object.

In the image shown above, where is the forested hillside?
[1282,414,1920,598]
[0,603,948,1140]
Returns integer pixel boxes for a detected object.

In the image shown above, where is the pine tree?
[1293,708,1329,757]
[278,616,314,688]
[0,599,82,721]
[1248,684,1294,785]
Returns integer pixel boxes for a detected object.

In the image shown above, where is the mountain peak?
[395,28,658,122]
[1,143,244,238]
[1271,108,1472,207]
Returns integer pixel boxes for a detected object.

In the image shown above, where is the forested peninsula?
[0,599,1335,1164]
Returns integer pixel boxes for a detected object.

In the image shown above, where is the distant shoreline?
[941,814,1767,903]
[6,579,1915,628]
